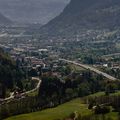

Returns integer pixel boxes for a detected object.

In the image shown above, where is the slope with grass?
[5,98,91,120]
[5,94,120,120]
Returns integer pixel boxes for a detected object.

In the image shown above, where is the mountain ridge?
[0,0,69,24]
[40,0,120,36]
[0,12,12,25]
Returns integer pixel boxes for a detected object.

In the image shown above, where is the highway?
[59,58,117,81]
[102,53,120,58]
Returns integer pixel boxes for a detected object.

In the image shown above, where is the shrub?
[94,105,110,114]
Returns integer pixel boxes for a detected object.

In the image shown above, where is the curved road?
[59,58,117,81]
[4,77,41,102]
[22,77,41,95]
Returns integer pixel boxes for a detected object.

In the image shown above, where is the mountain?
[41,0,120,36]
[0,12,12,25]
[0,0,69,24]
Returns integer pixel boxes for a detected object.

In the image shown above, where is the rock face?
[41,0,120,36]
[0,12,12,25]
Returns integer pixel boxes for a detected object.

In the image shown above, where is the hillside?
[0,49,23,98]
[5,98,91,120]
[5,95,119,120]
[41,0,120,36]
[0,12,12,25]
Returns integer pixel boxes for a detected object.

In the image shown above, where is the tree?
[78,82,90,97]
[105,83,117,95]
[28,69,38,77]
[94,105,110,114]
[65,88,74,98]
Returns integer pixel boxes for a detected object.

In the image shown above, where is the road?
[59,58,117,81]
[3,77,41,102]
[102,53,120,58]
[4,92,14,101]
[21,77,41,95]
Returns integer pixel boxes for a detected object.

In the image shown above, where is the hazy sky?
[0,0,70,24]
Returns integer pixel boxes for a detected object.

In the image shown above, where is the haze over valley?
[1,0,120,120]
[0,0,70,24]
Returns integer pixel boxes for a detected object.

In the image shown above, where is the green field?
[5,95,119,120]
[5,98,91,120]
[5,90,120,120]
